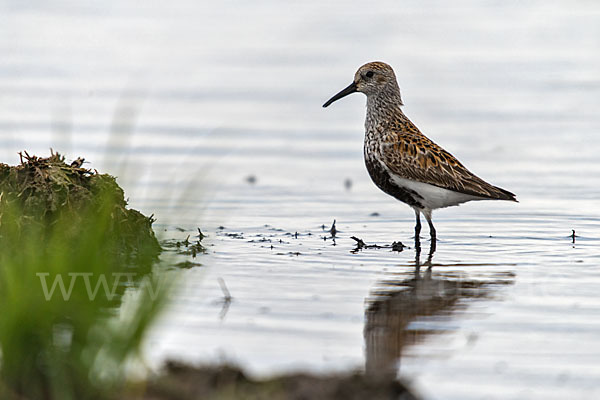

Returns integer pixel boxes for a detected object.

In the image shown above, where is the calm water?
[2,1,600,399]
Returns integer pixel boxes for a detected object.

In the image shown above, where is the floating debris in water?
[245,175,257,184]
[250,237,281,244]
[344,178,353,191]
[329,219,337,238]
[571,229,577,244]
[351,236,366,248]
[161,232,207,259]
[275,251,301,256]
[391,241,405,252]
[369,212,380,217]
[197,228,205,241]
[350,236,405,254]
[179,241,206,258]
[174,261,203,269]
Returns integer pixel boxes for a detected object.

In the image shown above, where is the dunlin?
[323,61,516,243]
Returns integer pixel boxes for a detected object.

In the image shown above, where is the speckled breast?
[363,137,424,209]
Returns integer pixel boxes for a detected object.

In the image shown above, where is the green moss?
[0,151,161,267]
[0,152,167,400]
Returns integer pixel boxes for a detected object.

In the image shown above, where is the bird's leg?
[414,238,422,272]
[428,237,436,260]
[424,210,436,241]
[413,209,422,252]
[429,236,437,261]
[414,209,422,239]
[420,210,436,269]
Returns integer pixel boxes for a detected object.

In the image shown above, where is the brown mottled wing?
[381,131,516,201]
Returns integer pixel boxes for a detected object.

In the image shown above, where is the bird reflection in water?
[364,240,514,379]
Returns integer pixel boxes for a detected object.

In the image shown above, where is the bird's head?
[323,61,399,107]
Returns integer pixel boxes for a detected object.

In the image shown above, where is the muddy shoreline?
[126,361,420,400]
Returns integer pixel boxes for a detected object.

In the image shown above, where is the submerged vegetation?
[0,152,167,400]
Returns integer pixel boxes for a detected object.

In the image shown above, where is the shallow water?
[2,1,600,399]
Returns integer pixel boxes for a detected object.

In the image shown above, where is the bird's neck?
[365,83,404,133]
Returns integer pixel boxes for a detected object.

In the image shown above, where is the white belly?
[390,175,485,210]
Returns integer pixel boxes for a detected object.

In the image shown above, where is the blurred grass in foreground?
[0,152,170,400]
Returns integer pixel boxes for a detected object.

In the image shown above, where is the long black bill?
[322,82,357,108]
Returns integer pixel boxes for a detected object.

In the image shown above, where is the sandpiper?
[323,61,516,243]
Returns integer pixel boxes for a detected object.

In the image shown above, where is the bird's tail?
[492,185,518,202]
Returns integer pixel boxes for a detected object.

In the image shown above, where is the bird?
[323,61,516,244]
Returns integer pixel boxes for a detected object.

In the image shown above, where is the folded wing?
[381,131,516,201]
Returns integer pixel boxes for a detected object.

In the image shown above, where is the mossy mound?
[0,151,161,267]
[0,153,166,400]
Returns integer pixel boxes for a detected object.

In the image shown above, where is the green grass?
[0,153,170,400]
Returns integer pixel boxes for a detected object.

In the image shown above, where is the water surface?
[2,1,600,399]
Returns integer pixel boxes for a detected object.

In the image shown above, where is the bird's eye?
[366,71,374,78]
